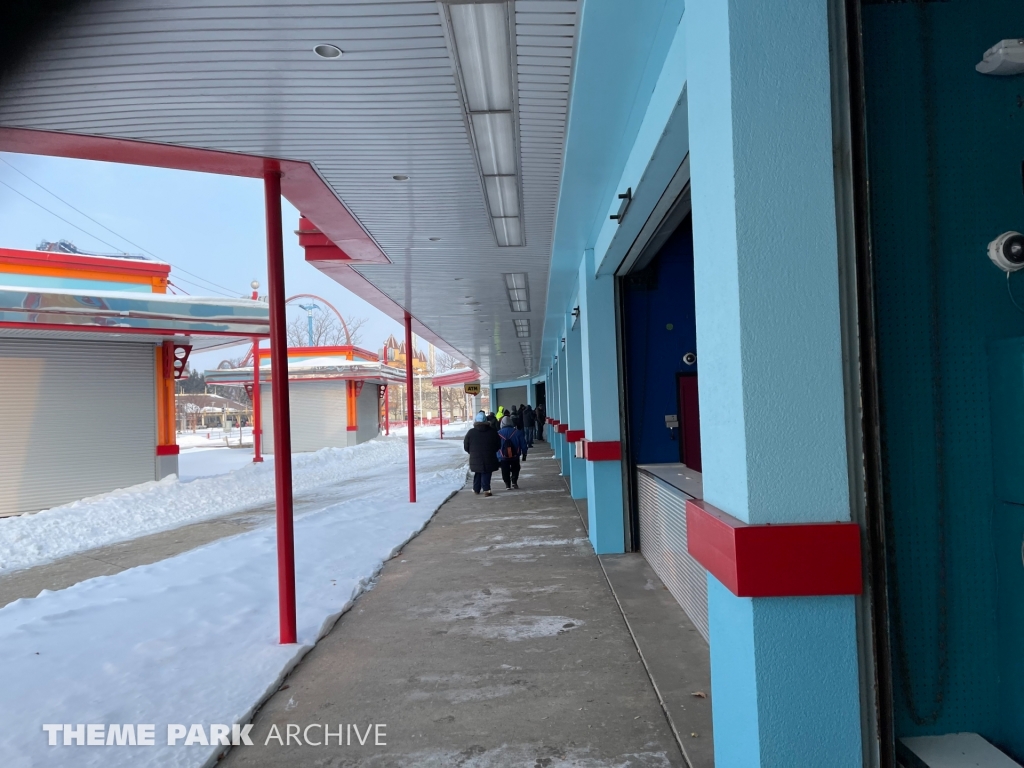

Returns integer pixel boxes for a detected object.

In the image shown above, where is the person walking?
[496,415,529,490]
[535,402,546,441]
[522,404,536,447]
[465,412,501,496]
[486,411,499,430]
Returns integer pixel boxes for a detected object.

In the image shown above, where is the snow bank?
[0,426,467,574]
[0,438,469,768]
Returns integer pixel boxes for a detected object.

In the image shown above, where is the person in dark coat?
[509,405,520,429]
[535,403,546,441]
[496,416,529,489]
[464,412,501,496]
[522,404,536,447]
[485,411,499,430]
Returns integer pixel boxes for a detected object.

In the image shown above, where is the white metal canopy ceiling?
[0,0,579,382]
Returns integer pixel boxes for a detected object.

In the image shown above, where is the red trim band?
[565,429,585,443]
[156,444,180,456]
[582,440,621,461]
[346,426,358,431]
[556,423,568,433]
[0,247,170,278]
[686,500,862,597]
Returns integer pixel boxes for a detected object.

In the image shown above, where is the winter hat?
[501,416,512,427]
[475,411,486,423]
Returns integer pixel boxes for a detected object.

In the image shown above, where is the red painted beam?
[565,429,585,443]
[556,423,568,434]
[0,127,473,367]
[155,444,180,456]
[265,171,297,645]
[582,440,621,461]
[0,128,387,265]
[405,312,417,503]
[686,500,862,598]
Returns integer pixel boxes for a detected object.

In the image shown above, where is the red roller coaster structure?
[224,293,353,368]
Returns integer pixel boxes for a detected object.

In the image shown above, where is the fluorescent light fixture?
[472,113,516,175]
[493,216,522,247]
[450,3,513,111]
[513,319,530,338]
[519,341,532,353]
[484,175,519,217]
[446,1,524,247]
[503,272,530,312]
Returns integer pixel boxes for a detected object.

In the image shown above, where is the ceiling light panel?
[494,216,523,247]
[504,273,527,291]
[513,319,530,338]
[503,272,531,313]
[484,175,520,217]
[449,3,513,112]
[446,1,524,248]
[471,113,516,175]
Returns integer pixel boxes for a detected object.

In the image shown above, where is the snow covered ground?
[178,447,257,481]
[0,427,470,767]
[177,427,253,450]
[0,424,465,574]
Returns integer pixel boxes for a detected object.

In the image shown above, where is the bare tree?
[433,350,462,374]
[287,311,366,347]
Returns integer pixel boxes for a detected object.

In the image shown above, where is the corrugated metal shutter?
[0,338,156,516]
[356,384,380,444]
[496,385,528,411]
[261,380,348,454]
[637,469,709,642]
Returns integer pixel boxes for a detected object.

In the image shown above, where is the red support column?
[265,169,297,645]
[251,339,263,463]
[438,387,444,439]
[384,386,390,436]
[405,312,417,503]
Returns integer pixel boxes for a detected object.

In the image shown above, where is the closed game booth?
[0,245,268,516]
[205,346,405,453]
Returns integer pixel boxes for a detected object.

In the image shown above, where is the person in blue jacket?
[496,416,529,490]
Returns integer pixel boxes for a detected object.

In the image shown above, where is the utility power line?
[0,156,242,299]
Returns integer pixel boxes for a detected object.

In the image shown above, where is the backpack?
[499,431,521,460]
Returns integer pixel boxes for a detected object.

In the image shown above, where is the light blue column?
[565,307,587,498]
[548,359,560,458]
[687,0,863,765]
[557,333,572,477]
[546,361,557,450]
[578,248,625,553]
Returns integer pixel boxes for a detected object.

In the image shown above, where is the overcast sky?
[0,151,411,371]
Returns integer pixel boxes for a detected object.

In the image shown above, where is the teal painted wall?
[863,0,1024,754]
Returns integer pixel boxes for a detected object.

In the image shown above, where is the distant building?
[381,334,429,374]
[0,245,267,516]
[204,346,406,453]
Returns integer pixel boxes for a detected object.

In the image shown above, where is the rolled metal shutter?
[261,380,348,453]
[637,469,709,642]
[0,338,156,516]
[356,384,380,444]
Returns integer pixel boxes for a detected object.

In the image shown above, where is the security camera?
[988,231,1024,272]
[683,352,697,366]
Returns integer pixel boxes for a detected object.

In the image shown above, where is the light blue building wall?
[534,0,866,764]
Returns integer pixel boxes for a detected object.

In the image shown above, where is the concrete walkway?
[222,445,687,767]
